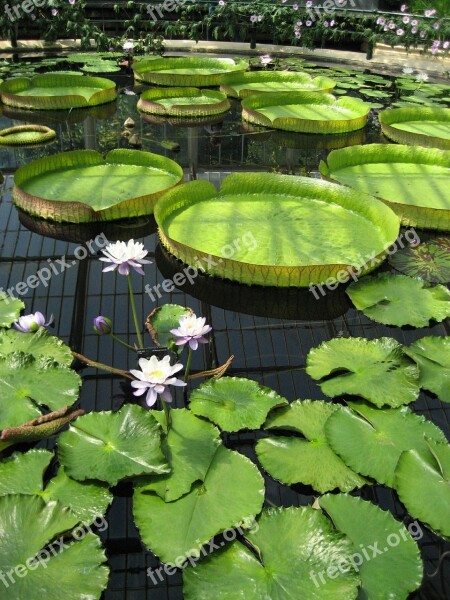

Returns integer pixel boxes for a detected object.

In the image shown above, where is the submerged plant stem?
[162,400,172,430]
[128,274,144,349]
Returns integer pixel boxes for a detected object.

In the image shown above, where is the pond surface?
[0,55,449,599]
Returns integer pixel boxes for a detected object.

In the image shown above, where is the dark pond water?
[0,56,449,599]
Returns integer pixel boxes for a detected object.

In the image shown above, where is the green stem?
[162,400,172,430]
[184,347,193,383]
[72,351,133,379]
[109,333,136,351]
[128,274,144,349]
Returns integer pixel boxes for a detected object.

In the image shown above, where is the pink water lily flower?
[130,355,186,407]
[170,314,212,351]
[100,240,152,276]
[14,311,53,333]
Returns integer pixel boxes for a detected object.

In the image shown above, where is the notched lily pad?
[0,292,25,328]
[256,400,366,493]
[183,506,360,599]
[404,336,450,403]
[189,377,288,432]
[58,404,169,485]
[347,273,450,327]
[146,304,192,347]
[306,337,419,407]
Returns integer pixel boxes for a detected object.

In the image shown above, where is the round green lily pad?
[13,149,183,223]
[133,57,248,86]
[320,144,450,231]
[154,172,400,287]
[137,87,230,118]
[0,124,56,146]
[380,107,450,150]
[404,336,450,403]
[242,92,370,134]
[220,71,335,98]
[0,73,117,110]
[389,237,450,283]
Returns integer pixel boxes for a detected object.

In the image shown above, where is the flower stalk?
[128,274,144,349]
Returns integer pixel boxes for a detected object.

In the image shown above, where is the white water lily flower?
[416,72,429,82]
[402,67,414,75]
[14,311,53,333]
[130,355,186,407]
[170,314,212,351]
[99,239,152,276]
[260,54,272,65]
[123,40,135,51]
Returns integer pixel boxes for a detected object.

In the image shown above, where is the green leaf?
[0,449,53,496]
[379,107,450,150]
[325,402,447,486]
[42,467,113,523]
[58,404,169,485]
[256,400,366,493]
[220,71,335,99]
[133,57,248,87]
[395,438,450,539]
[347,273,450,327]
[139,408,221,501]
[389,237,450,283]
[0,292,24,328]
[189,377,288,432]
[320,494,423,600]
[320,144,450,231]
[134,445,264,564]
[155,172,400,287]
[306,337,419,407]
[241,92,370,134]
[0,495,109,600]
[13,149,183,223]
[138,87,230,118]
[0,72,117,110]
[146,304,191,347]
[404,336,450,403]
[183,506,360,599]
[0,327,73,366]
[0,353,81,429]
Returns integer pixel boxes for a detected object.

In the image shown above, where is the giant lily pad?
[320,494,423,600]
[140,408,221,502]
[0,352,81,429]
[154,172,399,287]
[133,57,248,86]
[183,506,360,599]
[189,377,288,432]
[133,444,264,565]
[306,337,420,407]
[256,400,367,493]
[320,144,450,231]
[0,124,56,146]
[13,149,183,223]
[395,438,450,539]
[0,73,117,110]
[346,273,450,327]
[0,292,24,328]
[241,93,370,134]
[0,327,73,366]
[404,336,450,403]
[389,237,450,283]
[58,404,169,485]
[325,402,447,487]
[380,107,450,150]
[220,71,336,98]
[137,87,230,118]
[0,494,109,600]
